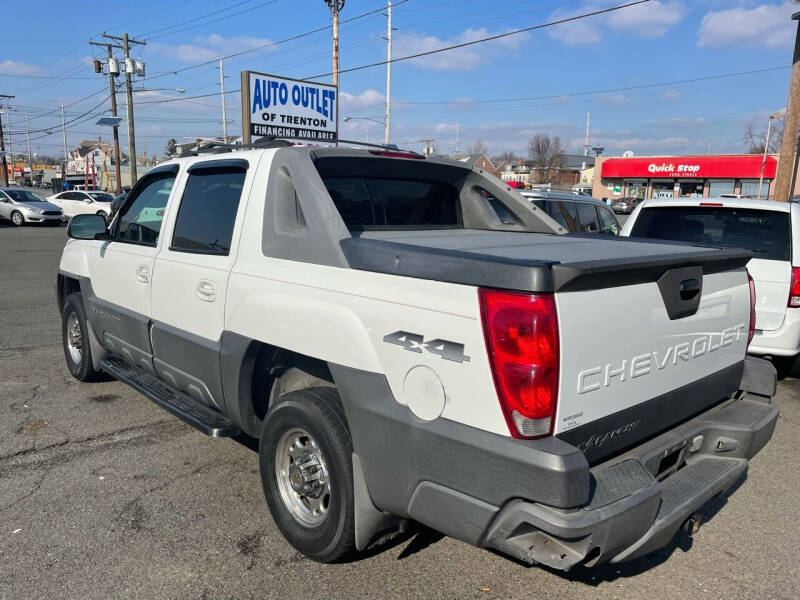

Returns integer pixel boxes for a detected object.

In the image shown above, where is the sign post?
[241,71,338,145]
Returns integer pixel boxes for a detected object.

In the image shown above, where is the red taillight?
[788,267,800,308]
[479,289,559,439]
[748,271,756,346]
[700,202,723,207]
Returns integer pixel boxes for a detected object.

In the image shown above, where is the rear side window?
[323,177,459,229]
[597,206,620,235]
[171,168,246,255]
[576,202,600,233]
[546,200,578,231]
[630,207,791,261]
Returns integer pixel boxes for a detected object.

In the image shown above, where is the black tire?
[259,387,355,563]
[61,293,102,382]
[10,210,24,226]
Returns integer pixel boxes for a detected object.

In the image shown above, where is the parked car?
[611,196,641,214]
[47,190,115,220]
[621,197,800,363]
[110,192,127,218]
[57,145,776,570]
[0,187,64,226]
[519,190,621,234]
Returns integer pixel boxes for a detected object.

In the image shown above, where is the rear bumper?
[749,308,800,357]
[332,356,778,570]
[484,392,777,569]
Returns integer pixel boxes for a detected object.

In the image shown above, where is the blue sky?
[0,0,797,160]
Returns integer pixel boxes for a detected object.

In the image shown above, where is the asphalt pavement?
[1,224,798,600]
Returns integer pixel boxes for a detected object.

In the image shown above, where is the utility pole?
[90,40,124,194]
[774,11,800,202]
[60,102,68,161]
[24,114,33,186]
[218,59,228,141]
[0,94,14,187]
[383,1,393,145]
[102,32,145,185]
[455,123,460,154]
[325,1,345,87]
[582,112,590,170]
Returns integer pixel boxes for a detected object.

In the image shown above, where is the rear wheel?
[259,387,355,563]
[61,293,102,382]
[11,211,24,226]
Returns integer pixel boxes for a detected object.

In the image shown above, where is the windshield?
[630,206,791,261]
[5,190,46,203]
[88,192,114,201]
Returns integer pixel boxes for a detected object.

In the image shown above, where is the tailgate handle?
[679,278,701,300]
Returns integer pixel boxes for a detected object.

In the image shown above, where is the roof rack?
[175,136,412,158]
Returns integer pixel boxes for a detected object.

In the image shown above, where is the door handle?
[136,264,149,283]
[196,279,217,302]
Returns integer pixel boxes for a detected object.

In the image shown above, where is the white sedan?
[48,190,115,220]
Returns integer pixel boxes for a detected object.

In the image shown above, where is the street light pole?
[384,1,392,145]
[24,115,33,186]
[758,112,780,200]
[0,93,14,187]
[774,10,800,202]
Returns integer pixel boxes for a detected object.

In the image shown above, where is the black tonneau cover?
[340,230,752,292]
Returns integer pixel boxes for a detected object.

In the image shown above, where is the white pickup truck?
[56,142,778,570]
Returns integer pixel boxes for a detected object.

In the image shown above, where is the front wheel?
[259,387,355,563]
[61,293,102,382]
[11,210,24,226]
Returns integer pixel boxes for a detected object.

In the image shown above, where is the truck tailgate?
[553,268,750,462]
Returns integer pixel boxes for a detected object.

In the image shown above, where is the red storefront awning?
[600,155,777,179]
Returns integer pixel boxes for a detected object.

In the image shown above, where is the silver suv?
[520,190,621,235]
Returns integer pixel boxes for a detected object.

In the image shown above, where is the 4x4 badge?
[383,331,470,363]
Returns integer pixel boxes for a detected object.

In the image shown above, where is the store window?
[709,179,735,197]
[740,179,763,198]
[679,181,704,198]
[625,180,647,199]
[652,181,675,199]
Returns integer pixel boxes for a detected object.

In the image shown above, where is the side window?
[479,187,517,225]
[116,172,176,246]
[547,200,578,231]
[171,167,246,255]
[60,192,75,200]
[576,202,600,233]
[597,207,620,235]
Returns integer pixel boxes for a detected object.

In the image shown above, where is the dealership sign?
[601,155,777,179]
[241,71,337,143]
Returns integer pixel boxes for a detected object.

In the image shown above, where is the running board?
[100,355,240,438]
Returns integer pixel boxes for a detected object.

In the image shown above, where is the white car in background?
[47,190,115,220]
[622,197,800,364]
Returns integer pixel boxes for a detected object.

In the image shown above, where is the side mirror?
[67,214,110,241]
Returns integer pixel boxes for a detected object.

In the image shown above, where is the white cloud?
[661,89,681,100]
[549,1,685,45]
[393,28,528,70]
[698,2,797,48]
[0,59,41,75]
[339,89,385,113]
[598,93,631,105]
[149,34,273,62]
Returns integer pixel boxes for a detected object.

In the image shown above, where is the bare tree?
[467,139,489,155]
[164,138,178,157]
[743,116,784,154]
[527,134,565,184]
[492,150,517,165]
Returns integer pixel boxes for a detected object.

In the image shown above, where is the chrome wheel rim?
[12,212,22,225]
[66,312,82,364]
[275,427,331,527]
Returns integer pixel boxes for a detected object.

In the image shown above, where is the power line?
[305,0,652,79]
[138,0,257,37]
[145,1,408,81]
[144,0,281,41]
